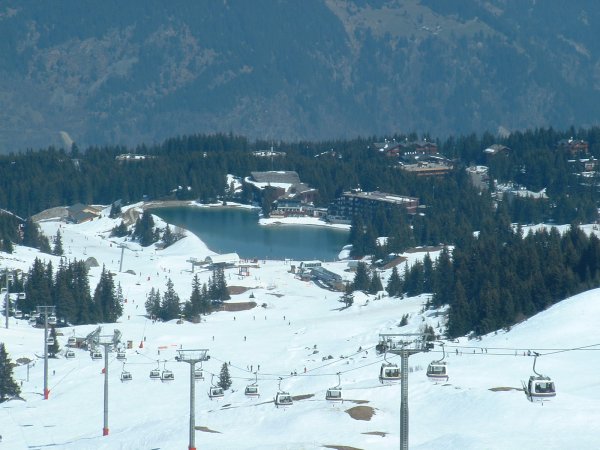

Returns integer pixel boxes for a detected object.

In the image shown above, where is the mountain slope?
[1,0,599,151]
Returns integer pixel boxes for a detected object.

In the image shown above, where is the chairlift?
[426,342,449,382]
[149,361,161,379]
[208,374,224,399]
[194,367,204,380]
[117,351,127,361]
[325,372,343,402]
[67,336,77,347]
[91,349,103,360]
[161,361,174,381]
[65,350,76,359]
[523,352,556,401]
[28,317,37,326]
[379,349,401,383]
[14,310,22,319]
[46,336,55,346]
[17,293,26,300]
[120,363,132,382]
[244,372,260,397]
[274,377,293,407]
[48,315,57,326]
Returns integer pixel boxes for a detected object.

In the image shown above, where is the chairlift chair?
[120,363,132,382]
[117,351,127,361]
[149,361,161,380]
[14,310,22,319]
[274,378,293,407]
[161,361,174,381]
[379,349,401,383]
[48,315,57,326]
[46,336,55,346]
[28,317,37,326]
[67,336,77,347]
[325,372,343,402]
[208,374,224,399]
[65,350,76,359]
[524,352,556,401]
[244,372,260,397]
[194,368,204,380]
[91,350,103,360]
[426,342,449,382]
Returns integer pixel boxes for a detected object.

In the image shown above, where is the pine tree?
[162,225,175,247]
[160,279,181,321]
[52,229,64,256]
[340,291,354,307]
[386,266,402,297]
[109,202,122,219]
[93,267,121,323]
[145,288,161,319]
[368,271,383,294]
[352,262,370,292]
[218,362,232,390]
[133,211,156,247]
[0,343,21,402]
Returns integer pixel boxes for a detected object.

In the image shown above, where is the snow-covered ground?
[1,209,599,449]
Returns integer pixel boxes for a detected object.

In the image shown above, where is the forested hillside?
[1,0,600,151]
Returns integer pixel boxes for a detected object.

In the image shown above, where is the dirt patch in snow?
[228,286,251,295]
[362,431,387,437]
[221,301,257,312]
[489,386,522,392]
[345,405,375,421]
[292,393,314,401]
[195,426,221,433]
[323,446,363,450]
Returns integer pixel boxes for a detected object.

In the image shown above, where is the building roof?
[204,253,240,265]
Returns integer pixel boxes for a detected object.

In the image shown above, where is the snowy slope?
[1,210,599,449]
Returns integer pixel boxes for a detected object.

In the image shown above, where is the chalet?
[246,171,318,203]
[399,158,453,177]
[558,138,589,156]
[67,203,102,224]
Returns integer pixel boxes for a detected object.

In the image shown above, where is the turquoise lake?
[150,207,349,261]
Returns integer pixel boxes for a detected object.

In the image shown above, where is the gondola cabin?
[91,350,102,360]
[209,386,224,399]
[46,337,55,346]
[67,337,77,347]
[121,371,132,382]
[379,363,400,382]
[426,362,449,381]
[161,370,174,381]
[65,350,75,359]
[194,368,204,380]
[325,387,343,402]
[274,392,293,407]
[527,376,556,399]
[245,385,260,397]
[48,315,57,326]
[116,351,126,361]
[149,369,161,379]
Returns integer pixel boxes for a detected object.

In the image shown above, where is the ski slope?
[1,207,599,449]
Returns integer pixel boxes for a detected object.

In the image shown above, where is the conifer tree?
[352,262,370,292]
[160,278,181,321]
[368,271,383,294]
[386,266,402,297]
[218,362,232,390]
[145,288,161,319]
[93,267,122,322]
[0,343,21,403]
[162,225,175,247]
[52,229,64,256]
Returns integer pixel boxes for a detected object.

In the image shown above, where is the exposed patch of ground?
[362,431,387,437]
[345,405,375,421]
[347,399,369,404]
[221,301,257,312]
[292,393,314,401]
[195,426,221,433]
[323,446,363,450]
[489,386,522,392]
[228,286,251,295]
[382,256,406,269]
[266,292,284,298]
